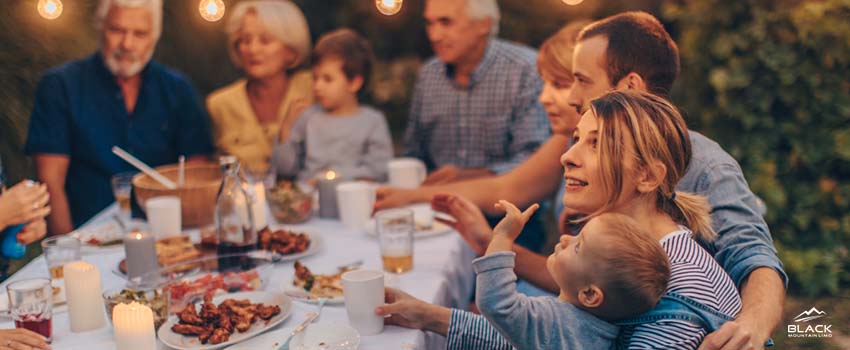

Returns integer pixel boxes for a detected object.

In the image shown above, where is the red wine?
[15,314,52,342]
[217,242,256,271]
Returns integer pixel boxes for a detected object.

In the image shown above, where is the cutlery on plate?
[278,298,327,350]
[337,260,363,271]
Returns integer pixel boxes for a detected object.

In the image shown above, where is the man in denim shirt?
[377,12,785,350]
[26,0,212,234]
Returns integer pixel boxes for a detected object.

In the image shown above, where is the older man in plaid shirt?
[404,0,549,185]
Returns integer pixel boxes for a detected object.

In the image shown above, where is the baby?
[474,201,670,349]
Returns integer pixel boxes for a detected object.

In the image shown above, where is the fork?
[278,298,327,350]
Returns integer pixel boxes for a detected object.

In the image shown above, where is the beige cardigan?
[206,71,313,172]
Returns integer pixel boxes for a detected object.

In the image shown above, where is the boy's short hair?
[588,213,670,319]
[578,11,679,97]
[311,28,374,91]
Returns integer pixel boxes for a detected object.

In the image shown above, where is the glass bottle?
[215,156,256,270]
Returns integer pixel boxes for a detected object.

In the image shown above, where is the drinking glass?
[111,172,137,226]
[376,209,414,273]
[6,278,53,342]
[41,235,81,280]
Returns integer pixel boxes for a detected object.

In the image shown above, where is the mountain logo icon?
[793,307,827,323]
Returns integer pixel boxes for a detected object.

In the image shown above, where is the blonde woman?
[379,91,744,350]
[207,0,313,174]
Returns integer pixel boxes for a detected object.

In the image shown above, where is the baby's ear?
[577,285,604,308]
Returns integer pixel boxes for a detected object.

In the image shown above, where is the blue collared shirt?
[403,38,550,174]
[25,53,213,227]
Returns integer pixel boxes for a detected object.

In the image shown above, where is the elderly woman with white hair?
[206,0,313,175]
[25,0,213,234]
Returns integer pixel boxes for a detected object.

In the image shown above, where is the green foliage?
[664,0,850,296]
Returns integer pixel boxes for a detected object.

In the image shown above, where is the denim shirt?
[616,293,774,348]
[555,131,787,289]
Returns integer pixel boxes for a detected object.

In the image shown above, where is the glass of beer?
[7,278,53,343]
[41,236,81,280]
[111,171,137,226]
[376,208,414,274]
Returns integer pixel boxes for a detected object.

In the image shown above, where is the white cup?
[145,196,181,239]
[341,270,384,335]
[336,182,376,232]
[388,158,426,189]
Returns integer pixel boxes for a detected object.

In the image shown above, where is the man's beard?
[104,48,153,79]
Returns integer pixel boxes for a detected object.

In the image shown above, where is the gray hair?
[466,0,500,37]
[226,0,311,70]
[95,0,163,40]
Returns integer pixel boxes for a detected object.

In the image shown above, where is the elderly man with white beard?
[25,0,213,234]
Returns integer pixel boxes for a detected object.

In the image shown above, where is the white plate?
[225,326,295,350]
[71,220,149,253]
[157,291,293,350]
[365,220,453,239]
[266,229,324,263]
[290,321,360,350]
[279,266,345,305]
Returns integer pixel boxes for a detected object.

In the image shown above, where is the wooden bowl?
[132,162,221,228]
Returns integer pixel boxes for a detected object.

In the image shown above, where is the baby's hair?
[587,213,670,319]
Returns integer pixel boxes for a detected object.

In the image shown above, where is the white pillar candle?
[64,261,106,332]
[236,183,267,231]
[113,302,156,350]
[252,183,268,230]
[123,231,159,281]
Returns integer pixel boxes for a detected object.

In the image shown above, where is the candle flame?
[134,233,143,240]
[325,170,338,180]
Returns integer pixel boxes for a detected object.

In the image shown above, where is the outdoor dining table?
[0,202,477,350]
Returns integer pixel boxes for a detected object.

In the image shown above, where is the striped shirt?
[446,228,742,350]
[403,38,549,175]
[617,229,742,349]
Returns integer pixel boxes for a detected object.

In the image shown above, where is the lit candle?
[113,302,156,350]
[123,232,159,281]
[64,261,106,332]
[252,183,268,230]
[318,170,340,218]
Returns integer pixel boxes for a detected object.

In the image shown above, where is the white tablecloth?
[0,203,477,350]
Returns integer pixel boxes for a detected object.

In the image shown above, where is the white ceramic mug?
[336,182,376,232]
[145,196,181,239]
[341,270,384,335]
[388,158,426,189]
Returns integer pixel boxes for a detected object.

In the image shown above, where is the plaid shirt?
[403,39,549,174]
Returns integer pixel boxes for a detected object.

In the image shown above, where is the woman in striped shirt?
[377,91,743,349]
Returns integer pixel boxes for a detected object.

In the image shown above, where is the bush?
[664,0,850,296]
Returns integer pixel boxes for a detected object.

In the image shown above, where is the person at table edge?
[25,0,212,235]
[403,0,549,185]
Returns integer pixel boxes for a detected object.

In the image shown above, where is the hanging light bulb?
[199,0,226,22]
[376,0,403,16]
[562,0,584,5]
[37,0,63,20]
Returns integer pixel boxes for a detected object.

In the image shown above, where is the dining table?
[0,202,477,350]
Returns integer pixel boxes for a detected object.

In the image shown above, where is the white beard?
[104,48,153,78]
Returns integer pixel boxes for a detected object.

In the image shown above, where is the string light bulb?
[37,0,63,20]
[562,0,584,5]
[376,0,403,16]
[199,0,225,22]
